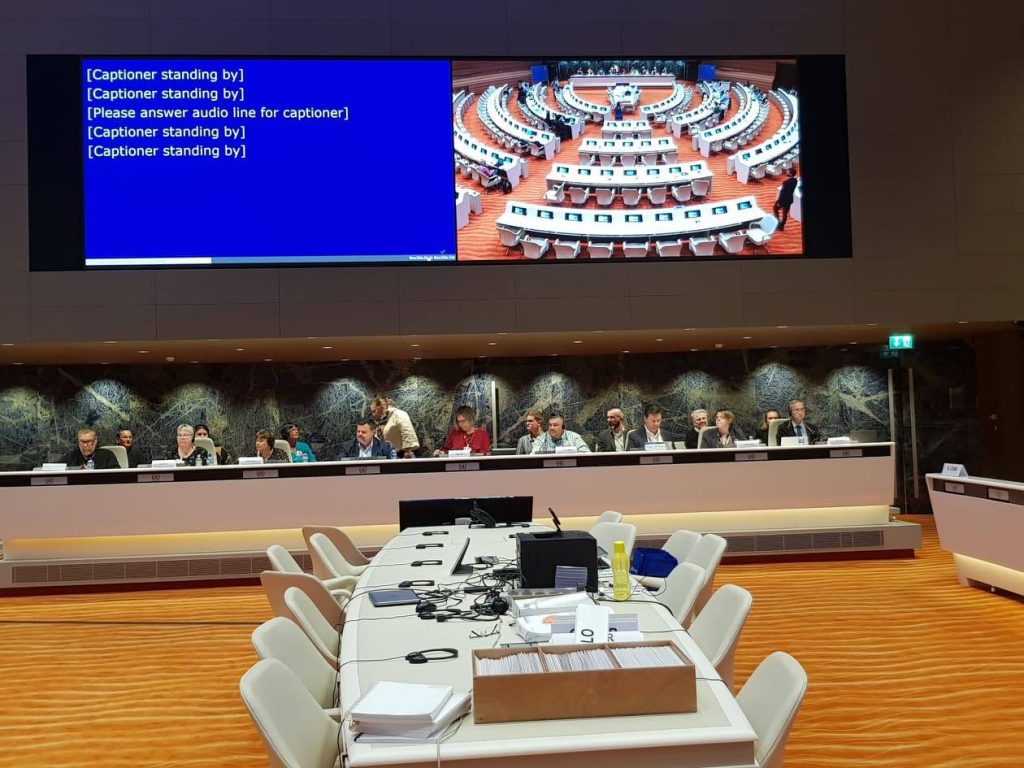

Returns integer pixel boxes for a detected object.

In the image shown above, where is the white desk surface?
[486,87,557,147]
[339,526,757,767]
[564,85,610,115]
[640,83,688,116]
[546,161,712,191]
[734,92,799,181]
[570,74,676,87]
[697,86,760,155]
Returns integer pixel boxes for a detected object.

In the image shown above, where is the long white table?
[734,91,800,184]
[563,84,611,120]
[601,120,652,139]
[570,74,676,87]
[339,525,758,768]
[578,136,678,164]
[525,84,583,139]
[453,92,526,187]
[496,195,765,242]
[669,82,730,138]
[696,85,762,157]
[927,474,1024,597]
[545,161,712,192]
[640,83,690,119]
[484,86,559,161]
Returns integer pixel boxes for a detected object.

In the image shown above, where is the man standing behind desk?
[594,408,628,452]
[370,397,420,459]
[63,428,121,469]
[516,410,545,455]
[626,404,677,449]
[531,414,591,453]
[773,167,799,231]
[337,418,397,460]
[775,400,821,445]
[682,409,708,450]
[115,427,150,468]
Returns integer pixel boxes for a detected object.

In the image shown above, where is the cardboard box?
[472,640,696,724]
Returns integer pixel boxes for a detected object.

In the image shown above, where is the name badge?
[447,448,472,458]
[643,442,667,452]
[40,463,68,472]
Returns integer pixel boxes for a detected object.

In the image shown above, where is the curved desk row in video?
[639,82,692,120]
[578,136,678,165]
[695,84,767,157]
[601,119,653,139]
[483,85,560,161]
[563,82,611,120]
[452,92,526,187]
[524,83,583,139]
[545,161,713,193]
[733,90,800,183]
[927,474,1024,598]
[669,81,731,137]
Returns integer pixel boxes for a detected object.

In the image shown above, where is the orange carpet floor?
[456,82,803,262]
[0,516,1021,767]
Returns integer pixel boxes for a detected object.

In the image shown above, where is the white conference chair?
[737,652,808,768]
[683,533,728,618]
[568,186,590,205]
[194,437,218,464]
[620,153,636,167]
[274,439,293,459]
[670,184,692,203]
[659,561,705,625]
[640,151,660,165]
[689,584,753,689]
[100,444,129,469]
[302,526,370,575]
[751,164,767,180]
[646,186,668,205]
[592,510,623,526]
[266,544,353,594]
[747,215,779,253]
[283,587,341,669]
[655,238,684,258]
[553,239,582,259]
[696,425,718,448]
[260,571,347,632]
[621,188,642,206]
[543,183,566,205]
[586,241,614,259]
[239,659,341,768]
[307,534,363,592]
[591,521,637,558]
[688,236,717,257]
[521,236,550,260]
[691,178,712,197]
[664,149,679,162]
[767,418,789,447]
[598,153,615,167]
[623,242,650,259]
[252,617,340,717]
[718,230,747,254]
[497,224,525,248]
[637,529,702,592]
[579,152,594,166]
[595,187,616,206]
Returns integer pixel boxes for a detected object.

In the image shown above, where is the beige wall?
[1,0,1022,344]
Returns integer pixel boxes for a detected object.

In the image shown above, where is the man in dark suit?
[336,418,397,460]
[773,167,799,231]
[62,428,121,469]
[682,408,709,450]
[774,400,821,445]
[594,408,628,452]
[626,404,677,450]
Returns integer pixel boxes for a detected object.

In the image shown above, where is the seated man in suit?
[774,400,821,444]
[531,414,591,454]
[515,410,545,455]
[337,418,397,460]
[594,408,628,452]
[115,427,150,468]
[626,404,677,450]
[682,408,709,450]
[63,428,121,469]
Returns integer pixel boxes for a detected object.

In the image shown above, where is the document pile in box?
[350,681,471,743]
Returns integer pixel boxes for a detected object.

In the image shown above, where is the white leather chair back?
[260,571,345,630]
[239,659,339,768]
[252,617,336,709]
[662,530,701,563]
[593,510,623,525]
[767,418,789,447]
[283,587,340,667]
[267,545,304,575]
[683,533,728,616]
[736,652,808,768]
[100,445,129,469]
[660,562,705,624]
[274,439,293,458]
[697,425,717,448]
[590,521,637,558]
[689,584,753,689]
[194,437,217,463]
[309,533,361,581]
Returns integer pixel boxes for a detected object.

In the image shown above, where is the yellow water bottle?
[612,540,631,601]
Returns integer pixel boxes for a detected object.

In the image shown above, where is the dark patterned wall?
[0,346,902,471]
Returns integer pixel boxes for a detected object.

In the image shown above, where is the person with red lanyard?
[436,405,491,456]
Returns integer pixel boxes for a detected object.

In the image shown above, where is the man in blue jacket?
[336,418,397,460]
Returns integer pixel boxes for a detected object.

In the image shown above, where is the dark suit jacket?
[124,446,151,469]
[777,176,799,206]
[62,447,121,470]
[701,427,746,449]
[775,420,820,444]
[337,437,396,460]
[626,428,677,451]
[594,428,627,452]
[682,427,701,450]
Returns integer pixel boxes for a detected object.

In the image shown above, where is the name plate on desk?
[829,448,863,459]
[643,442,668,452]
[544,458,577,468]
[151,459,179,470]
[138,472,173,483]
[447,448,472,458]
[31,475,68,486]
[944,482,965,495]
[942,463,968,477]
[554,446,579,455]
[734,452,768,462]
[345,465,381,476]
[639,454,672,465]
[238,456,264,466]
[243,468,278,480]
[445,462,479,472]
[988,488,1011,502]
[40,463,68,472]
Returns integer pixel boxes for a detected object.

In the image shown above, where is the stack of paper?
[350,681,471,743]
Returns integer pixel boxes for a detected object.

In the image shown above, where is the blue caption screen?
[82,58,457,266]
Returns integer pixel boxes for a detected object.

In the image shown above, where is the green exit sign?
[889,334,915,350]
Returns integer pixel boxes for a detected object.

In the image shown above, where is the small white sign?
[243,469,278,480]
[639,455,672,465]
[554,445,579,454]
[574,604,611,644]
[543,458,577,468]
[40,463,68,472]
[941,463,968,477]
[151,459,178,469]
[31,475,68,486]
[643,442,668,452]
[345,465,381,476]
[238,456,264,466]
[445,462,479,472]
[447,448,472,458]
[734,439,761,448]
[830,448,864,459]
[138,473,173,483]
[735,452,768,462]
[988,488,1010,502]
[945,482,965,494]
[827,436,853,445]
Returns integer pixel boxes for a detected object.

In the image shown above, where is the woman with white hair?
[167,423,214,466]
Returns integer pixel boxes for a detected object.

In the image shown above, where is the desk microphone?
[422,530,450,536]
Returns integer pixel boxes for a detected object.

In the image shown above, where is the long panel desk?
[545,161,713,193]
[734,91,799,184]
[484,86,559,161]
[525,84,583,139]
[696,85,761,157]
[570,74,676,87]
[669,82,730,138]
[453,93,526,187]
[927,474,1024,597]
[563,84,611,120]
[578,136,678,164]
[496,196,765,243]
[640,83,690,119]
[601,120,652,139]
[340,525,757,768]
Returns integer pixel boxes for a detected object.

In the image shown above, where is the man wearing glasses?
[62,428,121,469]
